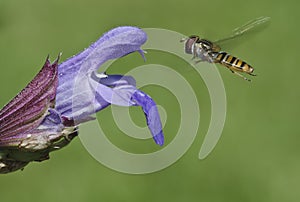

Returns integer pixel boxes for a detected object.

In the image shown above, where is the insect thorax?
[193,40,219,63]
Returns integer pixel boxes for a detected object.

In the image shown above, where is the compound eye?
[188,35,201,43]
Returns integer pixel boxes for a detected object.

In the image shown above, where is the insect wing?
[214,16,270,45]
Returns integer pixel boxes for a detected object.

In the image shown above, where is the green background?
[0,0,299,201]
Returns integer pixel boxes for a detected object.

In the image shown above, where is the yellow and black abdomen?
[214,52,254,75]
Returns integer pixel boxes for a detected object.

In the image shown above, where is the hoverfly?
[181,16,270,81]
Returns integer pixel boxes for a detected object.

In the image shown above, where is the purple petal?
[131,90,164,146]
[95,73,136,87]
[56,26,147,119]
[91,77,136,107]
[78,72,165,146]
[48,26,163,145]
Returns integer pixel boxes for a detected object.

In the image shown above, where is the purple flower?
[0,26,164,174]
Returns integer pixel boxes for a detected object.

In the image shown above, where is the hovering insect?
[181,16,270,81]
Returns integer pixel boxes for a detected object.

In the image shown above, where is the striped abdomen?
[213,52,254,75]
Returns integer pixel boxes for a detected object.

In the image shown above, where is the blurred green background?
[0,0,299,201]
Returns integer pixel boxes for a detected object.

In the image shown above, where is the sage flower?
[0,26,164,174]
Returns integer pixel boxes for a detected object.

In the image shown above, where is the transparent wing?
[214,16,271,45]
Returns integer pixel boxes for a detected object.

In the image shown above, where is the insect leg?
[191,52,203,63]
[229,69,251,82]
[194,59,204,64]
[249,72,257,76]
